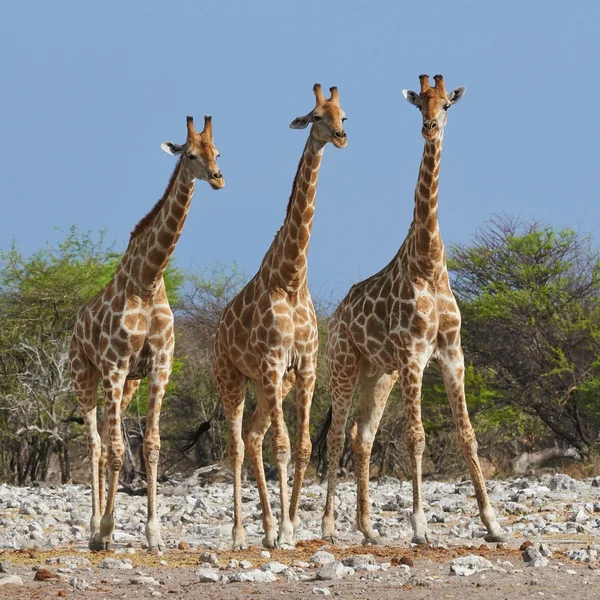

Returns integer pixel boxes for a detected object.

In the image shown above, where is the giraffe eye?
[216,153,220,159]
[313,115,323,122]
[186,153,197,159]
[443,104,451,111]
[341,117,347,122]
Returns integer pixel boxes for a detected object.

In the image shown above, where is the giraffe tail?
[178,420,212,454]
[312,406,333,482]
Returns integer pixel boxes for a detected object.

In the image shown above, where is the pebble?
[195,568,219,583]
[0,473,600,569]
[98,558,133,570]
[310,551,336,565]
[229,569,278,583]
[0,575,23,586]
[313,587,331,595]
[450,555,493,576]
[130,576,157,585]
[316,561,352,580]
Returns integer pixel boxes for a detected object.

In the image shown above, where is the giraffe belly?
[126,339,154,380]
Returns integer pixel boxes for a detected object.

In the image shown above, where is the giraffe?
[211,83,347,550]
[317,74,506,546]
[69,115,223,551]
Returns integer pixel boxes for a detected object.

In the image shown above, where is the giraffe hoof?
[410,534,429,545]
[361,536,381,546]
[232,543,248,551]
[484,532,507,544]
[148,546,164,555]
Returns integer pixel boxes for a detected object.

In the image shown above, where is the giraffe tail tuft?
[178,420,212,454]
[312,406,333,482]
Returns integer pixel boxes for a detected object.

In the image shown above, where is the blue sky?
[1,1,598,302]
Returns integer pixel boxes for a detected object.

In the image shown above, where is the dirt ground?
[1,540,600,600]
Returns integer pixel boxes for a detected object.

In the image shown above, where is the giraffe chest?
[80,290,174,374]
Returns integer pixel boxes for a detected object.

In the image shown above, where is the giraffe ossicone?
[69,114,223,552]
[210,83,347,550]
[317,73,506,546]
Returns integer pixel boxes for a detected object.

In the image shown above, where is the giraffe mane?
[129,157,183,240]
[284,138,310,221]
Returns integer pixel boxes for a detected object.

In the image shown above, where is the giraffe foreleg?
[399,364,429,545]
[321,328,360,544]
[144,370,169,552]
[243,387,277,548]
[71,357,101,547]
[262,365,293,547]
[351,369,397,545]
[93,369,128,551]
[437,345,506,543]
[288,367,316,540]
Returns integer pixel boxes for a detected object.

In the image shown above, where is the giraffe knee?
[294,440,312,467]
[108,445,124,472]
[405,428,426,455]
[271,434,291,463]
[144,442,161,465]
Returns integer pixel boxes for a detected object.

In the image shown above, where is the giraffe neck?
[269,136,325,291]
[406,134,445,275]
[125,159,195,290]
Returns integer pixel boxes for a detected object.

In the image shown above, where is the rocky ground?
[1,470,600,599]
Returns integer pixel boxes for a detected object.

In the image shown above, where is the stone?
[260,550,271,558]
[261,561,288,574]
[130,576,158,585]
[34,568,55,581]
[316,561,349,581]
[195,568,219,583]
[229,569,277,583]
[240,560,253,569]
[0,575,23,586]
[68,577,89,590]
[342,554,376,569]
[549,473,577,491]
[522,547,548,568]
[98,558,133,570]
[450,555,493,576]
[310,551,336,565]
[198,551,220,567]
[177,541,190,550]
[313,587,331,595]
[0,561,12,574]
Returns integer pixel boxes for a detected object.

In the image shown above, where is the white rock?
[229,569,277,583]
[98,558,133,570]
[130,576,157,585]
[313,587,331,595]
[316,561,348,580]
[195,568,219,583]
[450,555,493,576]
[260,550,271,558]
[0,575,23,586]
[310,551,336,565]
[261,561,288,574]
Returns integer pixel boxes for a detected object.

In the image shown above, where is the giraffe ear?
[160,141,184,155]
[448,86,466,105]
[402,89,420,106]
[289,113,313,129]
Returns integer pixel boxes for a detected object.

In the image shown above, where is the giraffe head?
[160,115,224,189]
[402,74,466,141]
[289,84,347,149]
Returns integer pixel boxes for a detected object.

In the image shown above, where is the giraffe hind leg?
[71,358,101,548]
[351,368,397,545]
[243,385,277,548]
[321,324,360,544]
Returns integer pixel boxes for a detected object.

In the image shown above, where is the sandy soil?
[1,540,599,600]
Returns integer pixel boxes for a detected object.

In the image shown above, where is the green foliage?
[449,216,600,455]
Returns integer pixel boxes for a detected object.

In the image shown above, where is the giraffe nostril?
[212,171,222,179]
[334,130,346,139]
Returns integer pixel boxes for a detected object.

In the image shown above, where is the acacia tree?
[449,216,600,457]
[0,227,183,484]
